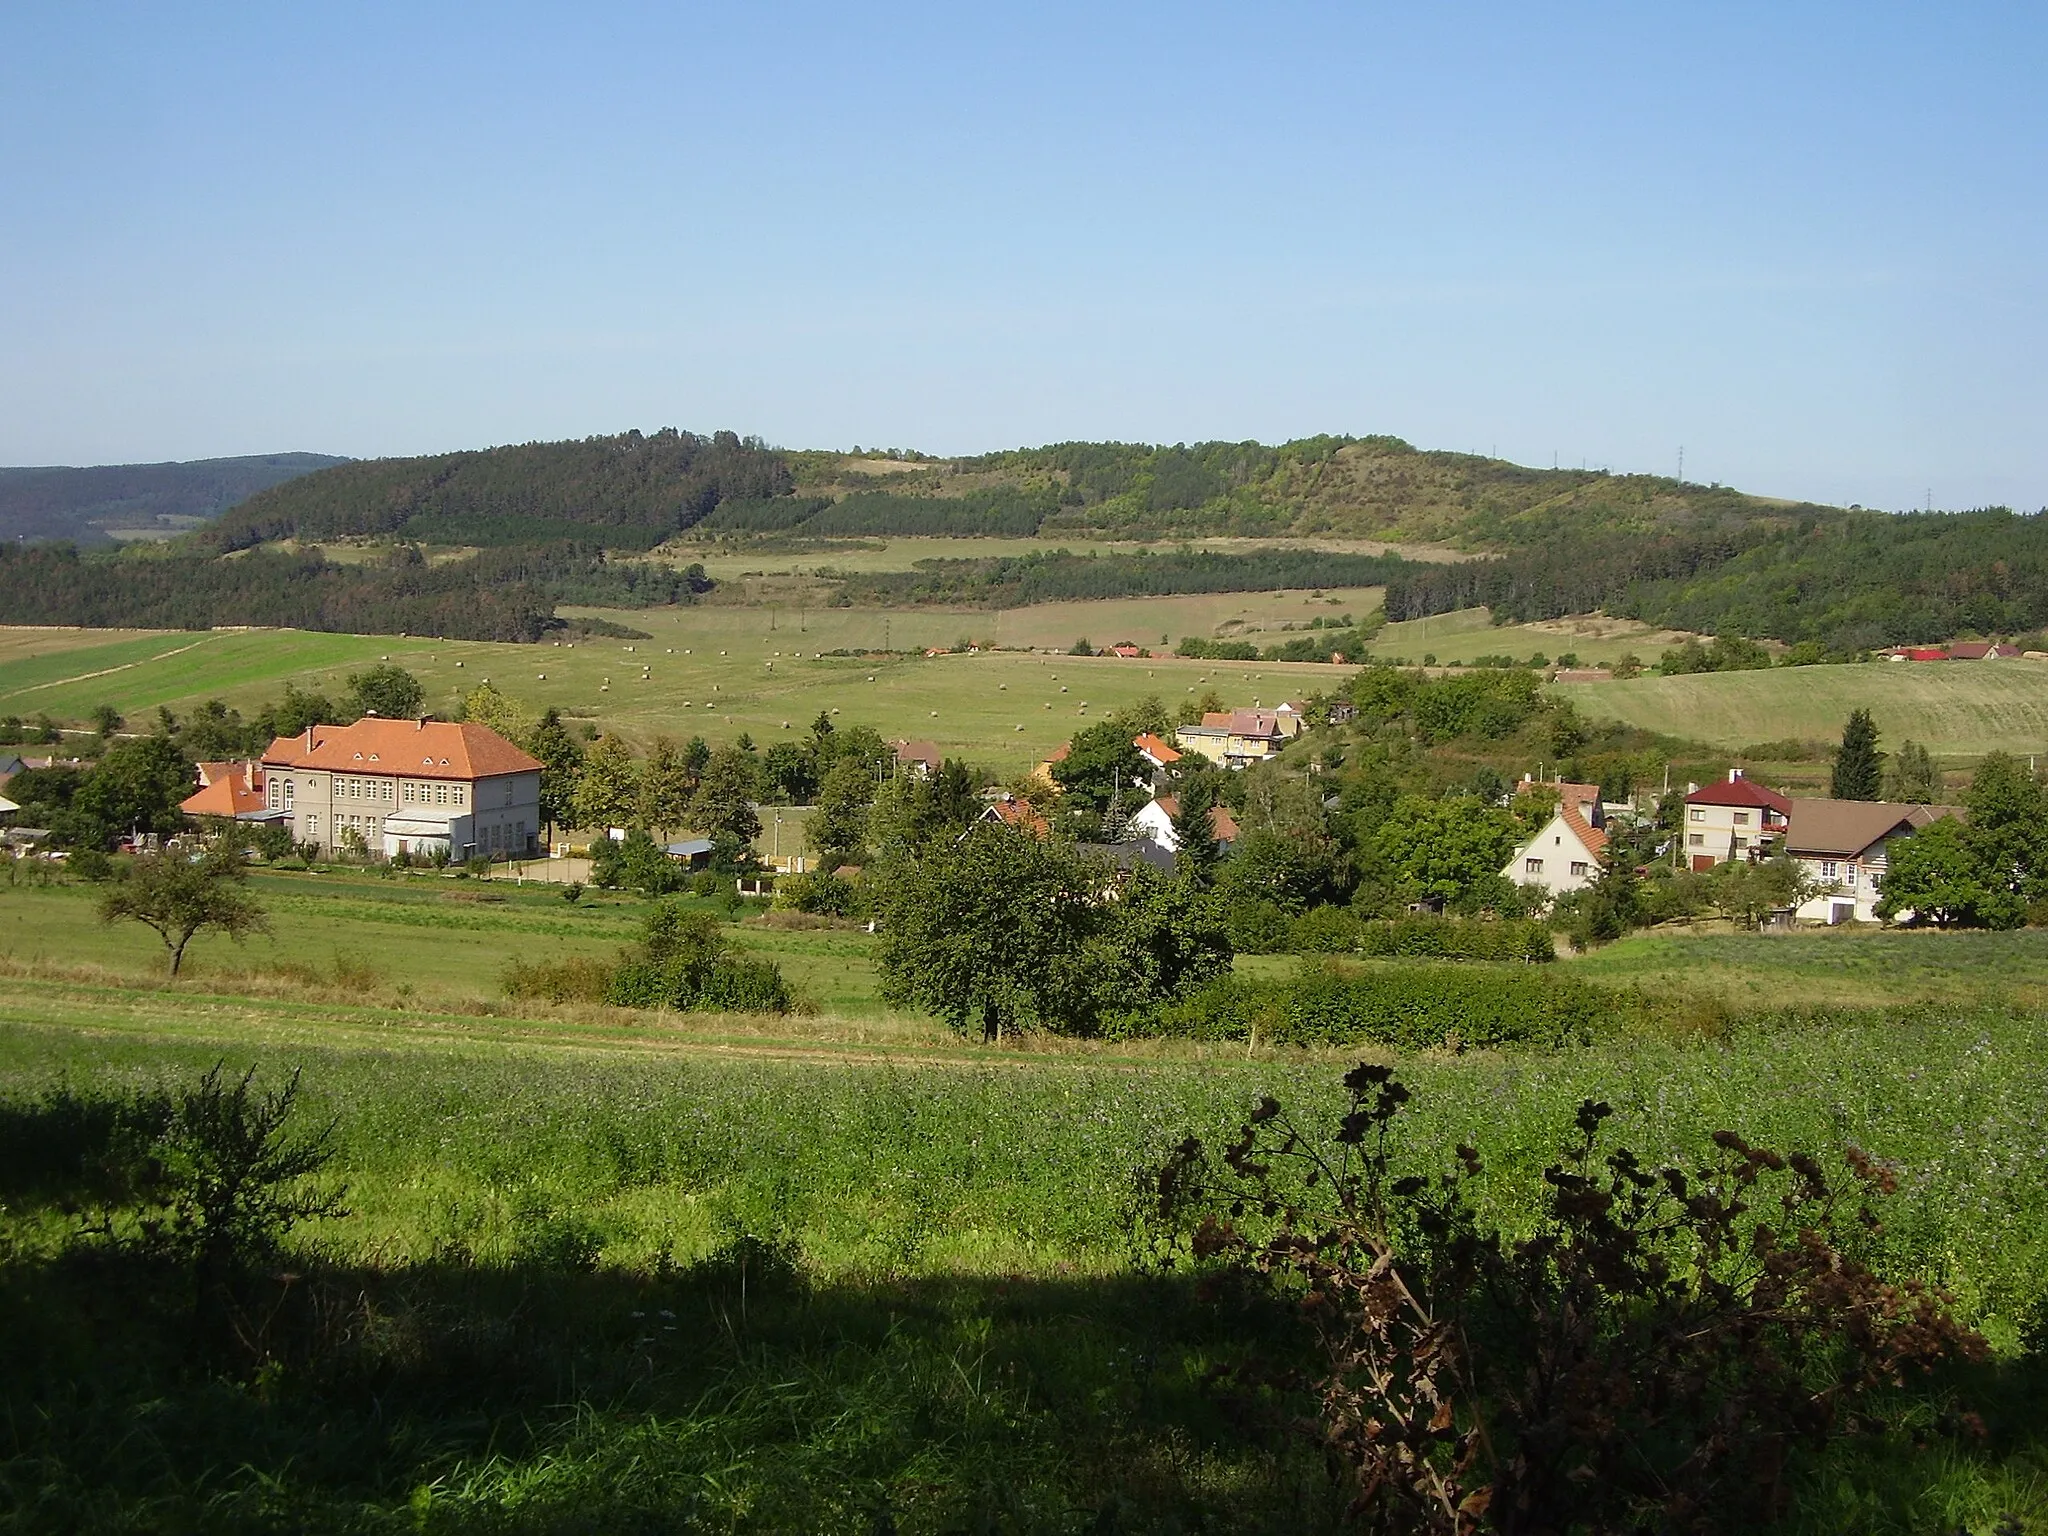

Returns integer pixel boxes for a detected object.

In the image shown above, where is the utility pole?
[1677,446,1684,483]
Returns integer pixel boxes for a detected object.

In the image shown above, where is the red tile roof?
[984,797,1050,835]
[1559,803,1608,859]
[262,719,541,780]
[180,762,268,818]
[1133,732,1181,764]
[1684,778,1792,814]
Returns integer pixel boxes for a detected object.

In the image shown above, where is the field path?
[1,635,220,698]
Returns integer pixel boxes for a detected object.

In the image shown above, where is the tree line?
[829,547,1420,607]
[0,540,704,641]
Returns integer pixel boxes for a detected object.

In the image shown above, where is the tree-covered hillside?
[205,429,788,552]
[0,453,347,545]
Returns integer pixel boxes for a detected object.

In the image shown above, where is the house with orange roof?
[1133,733,1181,772]
[260,718,543,860]
[975,795,1051,837]
[1681,769,1792,869]
[1503,795,1609,901]
[180,761,285,825]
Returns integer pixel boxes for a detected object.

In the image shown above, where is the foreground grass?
[3,967,2048,1529]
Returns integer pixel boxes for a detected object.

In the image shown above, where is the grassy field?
[1562,659,2048,757]
[1364,605,1688,665]
[0,618,1358,773]
[6,868,2048,1529]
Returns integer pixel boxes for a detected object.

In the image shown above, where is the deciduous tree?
[99,848,269,976]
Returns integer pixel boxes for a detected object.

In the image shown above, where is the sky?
[2,2,2042,511]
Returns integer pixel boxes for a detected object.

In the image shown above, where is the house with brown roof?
[1784,799,1963,923]
[179,761,285,825]
[260,718,543,860]
[1682,770,1792,869]
[893,739,942,780]
[1946,642,2022,660]
[1502,796,1608,901]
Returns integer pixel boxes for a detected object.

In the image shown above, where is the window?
[453,786,465,807]
[268,780,281,809]
[1687,833,1704,846]
[1733,811,1750,826]
[1845,864,1858,888]
[503,778,515,806]
[1821,860,1838,880]
[306,814,320,836]
[1525,858,1544,875]
[1688,807,1705,823]
[1569,861,1590,877]
[1732,835,1748,849]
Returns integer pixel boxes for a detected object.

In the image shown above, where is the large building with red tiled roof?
[260,718,542,860]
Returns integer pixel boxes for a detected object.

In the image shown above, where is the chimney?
[416,718,424,730]
[1728,767,1743,782]
[305,726,314,751]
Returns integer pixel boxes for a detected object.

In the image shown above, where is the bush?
[1141,962,1609,1050]
[604,903,792,1014]
[503,954,615,1003]
[1226,898,1298,954]
[1156,1066,1987,1533]
[777,870,861,917]
[1353,915,1554,964]
[1289,904,1362,953]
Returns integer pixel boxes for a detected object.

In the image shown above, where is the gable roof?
[981,797,1050,836]
[1786,799,1962,858]
[893,739,941,769]
[261,719,541,780]
[1559,803,1608,859]
[1685,777,1793,813]
[1133,732,1181,765]
[180,762,269,819]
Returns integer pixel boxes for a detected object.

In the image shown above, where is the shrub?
[503,954,614,1003]
[1155,1066,1986,1533]
[606,902,791,1014]
[1141,962,1608,1050]
[776,870,860,917]
[1353,915,1554,964]
[1289,904,1362,953]
[1226,898,1297,954]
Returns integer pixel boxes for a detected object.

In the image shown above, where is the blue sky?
[2,2,2042,510]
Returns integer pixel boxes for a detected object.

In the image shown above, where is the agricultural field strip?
[0,975,1248,1073]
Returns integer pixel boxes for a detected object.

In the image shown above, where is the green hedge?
[1249,908,1556,962]
[1139,961,1609,1051]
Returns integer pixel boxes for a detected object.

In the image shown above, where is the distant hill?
[4,429,2042,651]
[0,453,349,545]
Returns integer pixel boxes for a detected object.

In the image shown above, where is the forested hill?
[204,430,790,553]
[0,452,347,545]
[197,430,1830,553]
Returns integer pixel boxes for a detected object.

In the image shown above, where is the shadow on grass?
[0,1242,1342,1535]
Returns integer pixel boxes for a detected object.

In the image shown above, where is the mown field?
[0,618,1356,773]
[1364,605,1686,665]
[1562,659,2048,757]
[4,942,2048,1528]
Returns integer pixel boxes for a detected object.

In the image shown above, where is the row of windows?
[267,777,468,808]
[1523,858,1593,877]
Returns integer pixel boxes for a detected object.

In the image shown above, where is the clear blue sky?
[3,2,2042,510]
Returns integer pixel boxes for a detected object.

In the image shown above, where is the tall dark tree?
[527,708,585,837]
[72,735,195,847]
[1830,710,1883,801]
[1169,775,1223,884]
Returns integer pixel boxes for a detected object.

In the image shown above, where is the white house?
[1784,799,1962,923]
[1503,796,1607,901]
[1128,794,1241,853]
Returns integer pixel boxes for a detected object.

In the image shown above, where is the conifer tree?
[1830,710,1883,800]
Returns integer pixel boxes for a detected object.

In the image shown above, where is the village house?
[1173,709,1288,769]
[976,794,1050,836]
[1127,793,1241,854]
[259,718,543,861]
[1682,769,1791,869]
[1502,782,1607,900]
[179,761,285,826]
[1783,799,1962,924]
[893,739,942,780]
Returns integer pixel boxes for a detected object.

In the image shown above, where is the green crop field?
[0,614,1360,772]
[1560,660,2048,758]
